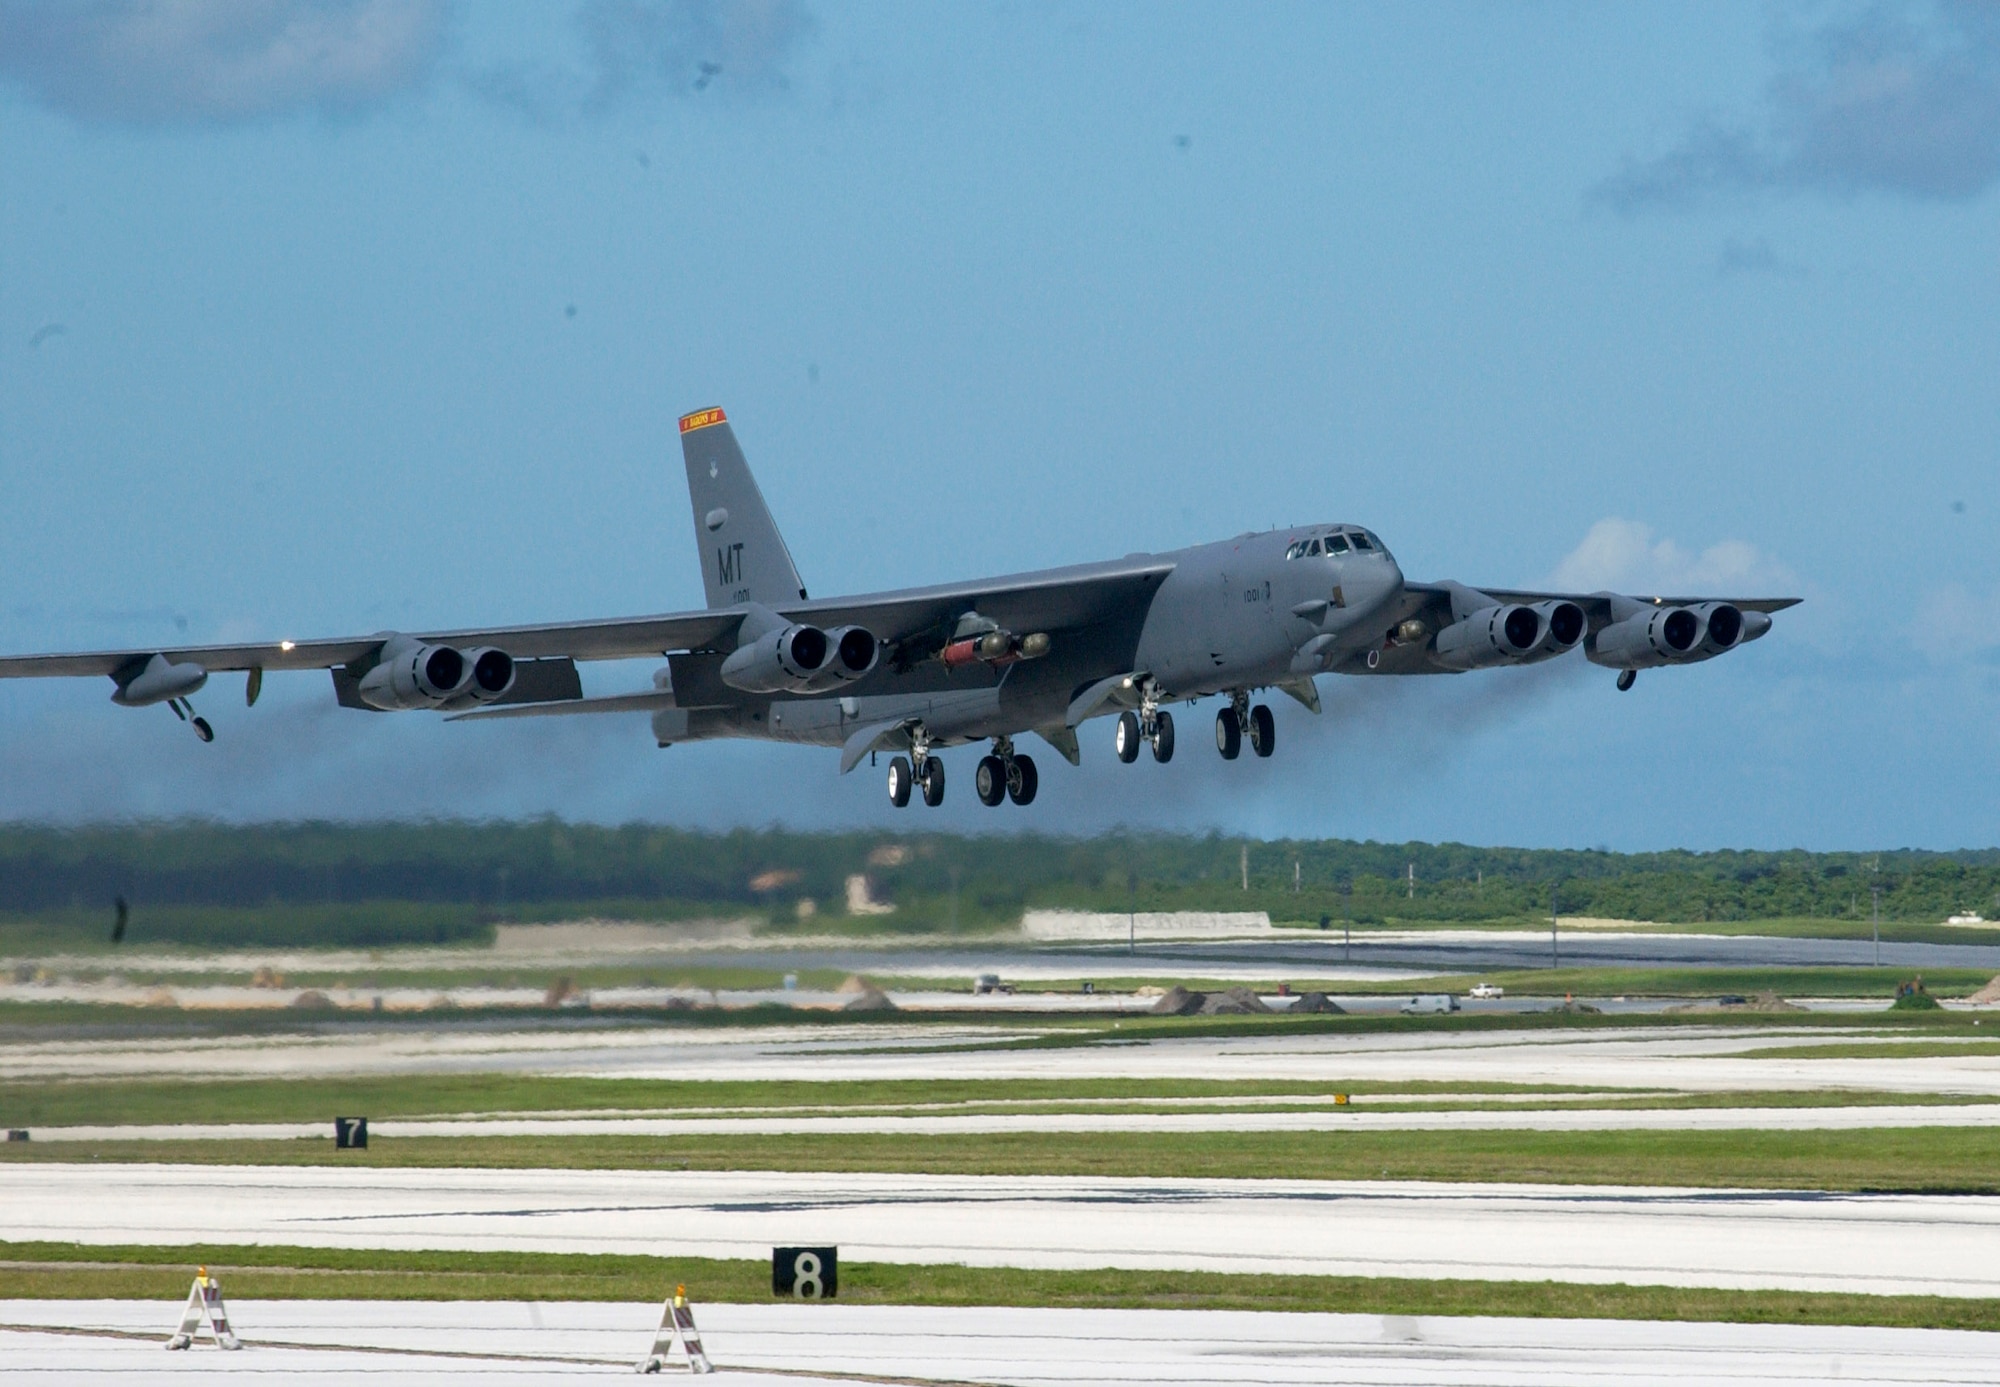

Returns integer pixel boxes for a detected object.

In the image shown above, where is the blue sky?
[1,1,1997,849]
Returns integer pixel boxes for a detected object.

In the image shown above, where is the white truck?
[1400,993,1461,1014]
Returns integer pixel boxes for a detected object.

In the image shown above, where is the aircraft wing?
[0,557,1173,690]
[1347,582,1801,676]
[0,612,745,681]
[785,557,1174,660]
[1414,586,1802,616]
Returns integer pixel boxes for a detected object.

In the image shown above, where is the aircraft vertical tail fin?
[678,408,807,610]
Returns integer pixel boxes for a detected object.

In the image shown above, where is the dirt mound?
[1200,987,1272,1015]
[289,989,335,1011]
[1150,986,1205,1016]
[1290,991,1345,1014]
[1548,998,1602,1014]
[841,985,897,1012]
[1968,975,2000,1005]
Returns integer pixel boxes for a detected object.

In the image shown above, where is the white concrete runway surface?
[10,1165,2000,1297]
[22,1097,2000,1144]
[4,1300,1997,1386]
[9,1022,2000,1098]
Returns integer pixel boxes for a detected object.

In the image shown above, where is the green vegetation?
[13,1125,2000,1192]
[7,821,2000,949]
[8,1070,1992,1129]
[3,1241,1996,1331]
[0,1074,1559,1127]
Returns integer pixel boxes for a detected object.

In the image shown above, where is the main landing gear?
[1113,681,1175,764]
[166,697,214,743]
[1215,691,1273,760]
[1616,669,1637,692]
[887,724,951,808]
[975,736,1038,808]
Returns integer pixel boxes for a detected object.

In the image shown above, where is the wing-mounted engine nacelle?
[356,636,478,710]
[720,622,830,694]
[447,647,517,707]
[1432,603,1545,671]
[1587,601,1761,670]
[803,626,880,689]
[1527,600,1586,658]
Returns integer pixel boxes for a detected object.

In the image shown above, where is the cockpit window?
[1349,531,1374,551]
[1307,537,1322,556]
[1325,533,1350,554]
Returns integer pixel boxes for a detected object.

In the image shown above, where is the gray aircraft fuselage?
[660,525,1401,753]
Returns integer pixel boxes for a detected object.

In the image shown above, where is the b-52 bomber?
[0,407,1798,809]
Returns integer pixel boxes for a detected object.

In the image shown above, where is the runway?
[5,1300,1999,1386]
[10,1020,2000,1097]
[9,1164,2000,1297]
[9,1299,2000,1386]
[19,1097,2000,1144]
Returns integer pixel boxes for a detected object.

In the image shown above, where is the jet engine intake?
[1432,603,1543,671]
[810,626,879,685]
[357,638,477,710]
[1529,600,1587,656]
[720,622,830,694]
[456,647,517,705]
[1587,604,1741,670]
[1690,602,1743,657]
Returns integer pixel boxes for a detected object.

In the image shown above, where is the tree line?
[0,820,1995,946]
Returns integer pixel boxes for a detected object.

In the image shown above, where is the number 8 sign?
[772,1246,838,1299]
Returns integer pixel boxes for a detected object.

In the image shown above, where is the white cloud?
[0,0,448,126]
[1549,518,1799,596]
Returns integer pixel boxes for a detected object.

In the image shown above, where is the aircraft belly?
[1136,556,1289,696]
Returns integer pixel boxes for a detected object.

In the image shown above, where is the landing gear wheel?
[920,757,947,807]
[1007,754,1038,805]
[1616,669,1637,692]
[1215,706,1242,760]
[191,717,214,744]
[1115,710,1142,763]
[1151,708,1175,763]
[1249,704,1275,758]
[887,755,913,808]
[976,755,1007,807]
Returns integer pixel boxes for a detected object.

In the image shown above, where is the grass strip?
[11,1126,2000,1191]
[2,1241,1996,1332]
[0,1075,1604,1128]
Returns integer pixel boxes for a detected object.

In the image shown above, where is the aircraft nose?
[1361,556,1405,616]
